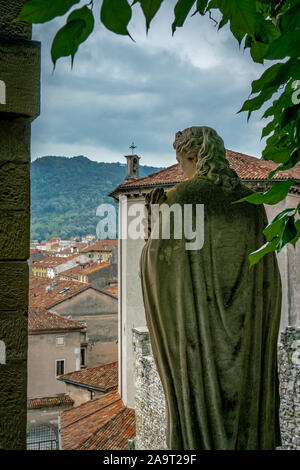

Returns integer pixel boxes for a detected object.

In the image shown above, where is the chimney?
[125,154,140,181]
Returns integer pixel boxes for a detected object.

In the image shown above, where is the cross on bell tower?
[125,142,140,181]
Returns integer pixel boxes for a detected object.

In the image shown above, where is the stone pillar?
[0,0,40,449]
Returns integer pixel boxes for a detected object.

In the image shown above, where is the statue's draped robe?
[140,176,282,450]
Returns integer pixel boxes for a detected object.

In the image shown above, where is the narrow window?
[80,347,86,367]
[56,359,65,376]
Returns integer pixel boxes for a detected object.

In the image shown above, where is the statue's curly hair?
[173,126,241,192]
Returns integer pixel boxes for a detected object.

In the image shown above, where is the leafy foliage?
[132,0,164,33]
[30,156,163,241]
[16,0,300,265]
[14,0,80,23]
[100,0,133,38]
[51,5,94,68]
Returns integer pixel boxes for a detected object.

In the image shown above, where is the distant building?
[57,361,118,407]
[80,239,118,263]
[28,306,87,398]
[27,307,86,450]
[29,277,118,366]
[31,254,90,279]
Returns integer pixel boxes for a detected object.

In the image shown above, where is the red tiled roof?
[110,149,300,196]
[59,264,82,280]
[81,240,117,253]
[101,285,118,298]
[28,306,85,332]
[77,407,135,450]
[27,395,74,409]
[29,277,89,309]
[60,390,135,450]
[58,361,118,391]
[75,242,89,251]
[79,261,110,276]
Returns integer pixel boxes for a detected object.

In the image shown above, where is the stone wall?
[133,326,300,451]
[278,327,300,450]
[0,0,40,449]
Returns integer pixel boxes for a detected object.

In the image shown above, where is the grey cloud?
[32,8,268,163]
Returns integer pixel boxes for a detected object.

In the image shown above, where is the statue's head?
[173,126,241,192]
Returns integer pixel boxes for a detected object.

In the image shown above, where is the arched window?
[27,424,58,450]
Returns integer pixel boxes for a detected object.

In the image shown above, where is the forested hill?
[31,155,163,241]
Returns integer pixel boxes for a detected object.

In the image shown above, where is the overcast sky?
[31,1,272,167]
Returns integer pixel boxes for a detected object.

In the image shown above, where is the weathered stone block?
[0,39,40,118]
[0,0,31,40]
[0,210,29,259]
[0,117,30,162]
[0,261,28,310]
[0,361,27,412]
[0,311,27,361]
[0,162,29,210]
[0,411,27,450]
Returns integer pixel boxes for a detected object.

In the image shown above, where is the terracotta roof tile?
[79,261,110,276]
[32,254,81,268]
[77,407,135,450]
[28,306,85,332]
[81,240,117,253]
[111,149,300,195]
[58,361,118,391]
[29,277,89,309]
[60,390,128,450]
[102,285,118,298]
[28,395,74,409]
[59,264,82,280]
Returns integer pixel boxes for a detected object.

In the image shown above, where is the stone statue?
[140,126,282,450]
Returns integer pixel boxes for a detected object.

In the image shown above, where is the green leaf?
[262,147,291,163]
[133,0,164,32]
[250,41,269,63]
[280,3,300,32]
[232,179,295,205]
[101,0,133,37]
[217,0,257,44]
[196,0,209,15]
[172,0,196,34]
[276,216,298,252]
[238,87,278,119]
[265,32,300,60]
[289,220,300,247]
[218,14,229,30]
[267,148,300,180]
[251,59,298,94]
[263,210,293,241]
[51,6,94,68]
[68,6,94,43]
[14,0,80,24]
[261,120,274,139]
[248,237,279,268]
[51,19,85,68]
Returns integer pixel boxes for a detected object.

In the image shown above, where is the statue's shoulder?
[166,176,216,205]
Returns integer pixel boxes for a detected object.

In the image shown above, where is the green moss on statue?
[140,127,282,450]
